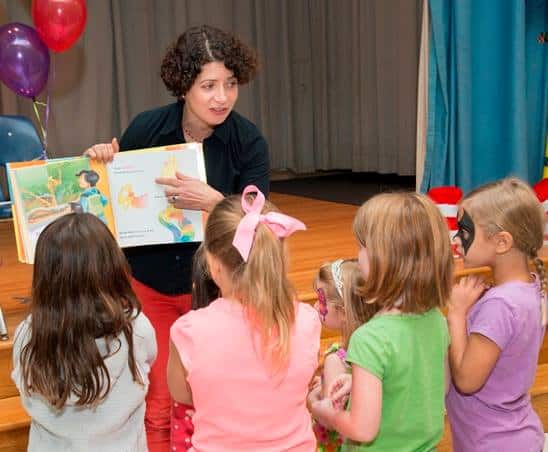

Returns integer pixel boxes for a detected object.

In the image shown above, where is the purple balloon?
[0,23,50,98]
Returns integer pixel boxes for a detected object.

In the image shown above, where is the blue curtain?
[422,0,548,193]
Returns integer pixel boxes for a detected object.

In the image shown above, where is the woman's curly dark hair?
[161,25,259,98]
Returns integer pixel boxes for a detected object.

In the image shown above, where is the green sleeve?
[346,321,390,380]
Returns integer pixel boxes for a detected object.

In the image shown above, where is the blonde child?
[446,177,546,451]
[309,192,453,450]
[12,213,157,452]
[312,259,378,451]
[167,185,321,451]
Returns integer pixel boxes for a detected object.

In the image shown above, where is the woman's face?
[184,61,239,128]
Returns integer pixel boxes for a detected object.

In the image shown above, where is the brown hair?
[353,192,454,313]
[315,259,378,347]
[161,25,259,98]
[191,244,219,310]
[460,177,546,313]
[204,193,296,373]
[20,213,143,409]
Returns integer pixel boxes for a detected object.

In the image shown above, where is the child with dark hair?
[171,244,219,451]
[191,244,219,310]
[12,213,156,452]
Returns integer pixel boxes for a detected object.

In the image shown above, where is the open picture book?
[7,143,207,263]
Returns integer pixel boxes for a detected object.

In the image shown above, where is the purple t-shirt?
[446,277,545,452]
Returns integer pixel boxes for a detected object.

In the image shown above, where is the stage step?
[0,308,27,400]
[0,396,29,452]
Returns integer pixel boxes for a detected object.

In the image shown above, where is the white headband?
[331,259,344,298]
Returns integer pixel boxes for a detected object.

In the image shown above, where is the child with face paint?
[446,177,546,452]
[311,259,377,451]
[309,193,453,451]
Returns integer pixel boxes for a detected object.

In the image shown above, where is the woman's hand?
[156,171,224,212]
[83,138,119,163]
[448,275,488,319]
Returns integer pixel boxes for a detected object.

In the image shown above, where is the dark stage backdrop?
[0,0,421,175]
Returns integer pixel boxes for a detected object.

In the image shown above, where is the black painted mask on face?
[455,209,475,255]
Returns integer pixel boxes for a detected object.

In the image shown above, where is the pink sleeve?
[170,313,196,374]
[311,310,321,357]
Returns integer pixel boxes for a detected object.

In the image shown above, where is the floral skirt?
[313,421,343,452]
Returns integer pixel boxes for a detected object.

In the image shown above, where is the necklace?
[183,124,212,143]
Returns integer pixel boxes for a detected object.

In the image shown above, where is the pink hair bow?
[232,185,306,262]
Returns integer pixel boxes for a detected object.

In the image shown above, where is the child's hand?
[309,375,322,392]
[449,275,487,317]
[310,397,335,429]
[328,374,352,410]
[307,383,322,409]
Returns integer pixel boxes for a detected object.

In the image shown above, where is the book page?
[7,144,206,263]
[107,143,206,248]
[7,157,115,263]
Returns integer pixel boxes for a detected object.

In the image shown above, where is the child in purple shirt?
[447,177,546,452]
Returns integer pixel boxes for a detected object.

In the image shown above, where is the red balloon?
[31,0,87,52]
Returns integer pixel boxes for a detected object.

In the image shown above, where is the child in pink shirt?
[168,185,321,451]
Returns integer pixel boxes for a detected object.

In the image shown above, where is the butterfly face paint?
[455,209,475,255]
[316,287,328,322]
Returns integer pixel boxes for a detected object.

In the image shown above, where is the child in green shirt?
[309,192,453,451]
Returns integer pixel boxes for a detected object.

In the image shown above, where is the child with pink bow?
[167,185,321,451]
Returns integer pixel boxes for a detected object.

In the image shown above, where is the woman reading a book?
[84,24,269,452]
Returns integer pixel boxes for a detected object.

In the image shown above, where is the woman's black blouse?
[119,101,270,294]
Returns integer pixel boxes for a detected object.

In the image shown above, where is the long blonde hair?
[353,192,454,313]
[460,177,546,321]
[204,194,296,372]
[315,259,378,347]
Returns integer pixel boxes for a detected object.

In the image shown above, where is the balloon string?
[44,92,50,156]
[30,52,53,160]
[31,98,47,159]
[43,53,54,159]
